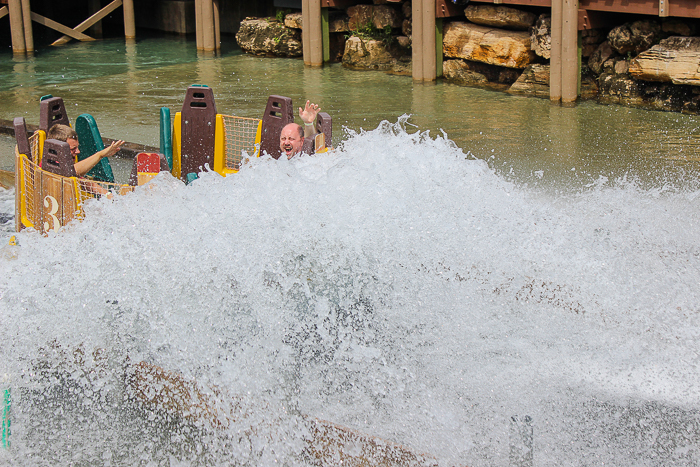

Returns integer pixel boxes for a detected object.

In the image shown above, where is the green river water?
[2,33,700,192]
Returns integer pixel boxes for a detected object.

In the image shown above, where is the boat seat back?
[180,85,217,182]
[260,95,294,160]
[14,117,31,160]
[39,96,70,133]
[42,139,77,178]
[300,111,332,155]
[75,114,115,183]
[316,112,332,149]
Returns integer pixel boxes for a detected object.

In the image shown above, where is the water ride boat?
[6,87,454,466]
[13,85,332,235]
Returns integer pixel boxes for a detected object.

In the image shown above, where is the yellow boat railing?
[16,132,135,234]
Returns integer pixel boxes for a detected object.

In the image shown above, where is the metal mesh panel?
[221,115,260,171]
[19,151,38,228]
[29,131,40,162]
[77,180,134,204]
[18,154,78,233]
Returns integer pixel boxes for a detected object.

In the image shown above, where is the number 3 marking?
[43,195,60,232]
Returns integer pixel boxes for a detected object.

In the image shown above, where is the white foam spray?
[1,118,699,465]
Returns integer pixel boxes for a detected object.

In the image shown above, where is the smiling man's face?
[280,123,304,159]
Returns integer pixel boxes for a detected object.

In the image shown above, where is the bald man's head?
[280,123,304,159]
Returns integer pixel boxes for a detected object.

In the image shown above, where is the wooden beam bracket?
[31,12,95,42]
[51,0,123,46]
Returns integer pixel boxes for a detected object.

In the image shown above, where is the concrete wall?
[135,1,196,34]
[134,0,275,35]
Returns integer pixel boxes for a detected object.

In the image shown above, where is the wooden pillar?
[412,0,424,81]
[200,0,215,51]
[123,0,135,39]
[550,0,562,101]
[89,0,103,38]
[195,0,203,50]
[436,18,443,78]
[302,0,322,66]
[412,0,437,81]
[213,0,221,51]
[8,0,26,55]
[302,0,310,65]
[421,0,436,81]
[20,0,32,53]
[562,0,579,103]
[322,7,330,63]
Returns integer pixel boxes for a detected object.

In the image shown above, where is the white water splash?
[1,118,699,465]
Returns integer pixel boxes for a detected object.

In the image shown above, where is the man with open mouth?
[280,100,321,159]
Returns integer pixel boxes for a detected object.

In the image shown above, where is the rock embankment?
[236,17,302,57]
[236,2,700,114]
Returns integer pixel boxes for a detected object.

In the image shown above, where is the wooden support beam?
[422,0,436,81]
[0,6,8,20]
[322,7,330,63]
[195,0,203,49]
[123,0,135,39]
[302,0,310,64]
[562,0,579,104]
[52,0,122,46]
[8,0,26,54]
[200,0,215,51]
[308,0,323,66]
[436,18,443,78]
[88,0,103,38]
[550,0,562,101]
[31,12,95,41]
[213,0,221,50]
[302,0,323,66]
[21,0,33,53]
[412,0,424,81]
[578,0,700,17]
[664,0,700,18]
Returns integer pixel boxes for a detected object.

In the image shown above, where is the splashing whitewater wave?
[1,118,700,465]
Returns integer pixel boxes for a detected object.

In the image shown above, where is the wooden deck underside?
[431,0,700,21]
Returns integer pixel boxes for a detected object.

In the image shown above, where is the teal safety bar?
[160,107,173,170]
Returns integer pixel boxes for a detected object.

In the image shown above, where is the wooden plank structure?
[195,0,221,51]
[306,0,700,105]
[2,0,135,54]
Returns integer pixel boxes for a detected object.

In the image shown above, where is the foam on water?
[1,118,700,465]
